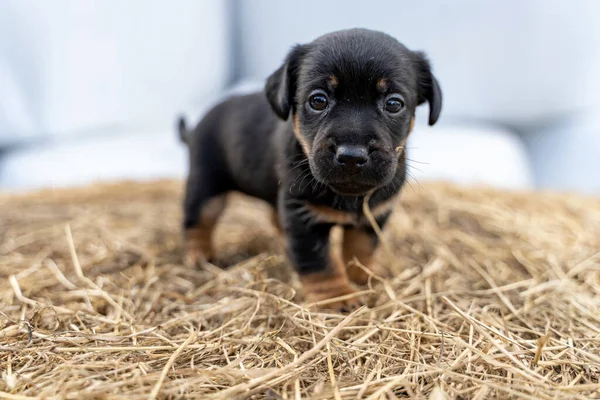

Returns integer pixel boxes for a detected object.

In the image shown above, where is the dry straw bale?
[0,180,599,399]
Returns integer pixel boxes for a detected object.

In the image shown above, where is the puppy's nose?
[335,145,369,167]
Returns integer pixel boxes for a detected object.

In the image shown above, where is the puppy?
[178,28,442,310]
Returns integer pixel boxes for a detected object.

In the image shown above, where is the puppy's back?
[180,92,282,205]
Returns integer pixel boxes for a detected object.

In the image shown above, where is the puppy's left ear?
[414,52,442,126]
[265,45,308,120]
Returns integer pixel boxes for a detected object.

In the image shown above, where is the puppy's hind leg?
[182,170,227,268]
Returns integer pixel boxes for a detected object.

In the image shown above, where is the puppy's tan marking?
[328,75,339,89]
[409,116,415,134]
[293,113,312,156]
[301,254,362,310]
[343,229,392,285]
[184,195,226,267]
[184,228,211,267]
[376,78,388,93]
[343,228,377,285]
[306,203,356,225]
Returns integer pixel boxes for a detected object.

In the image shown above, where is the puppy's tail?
[177,115,190,144]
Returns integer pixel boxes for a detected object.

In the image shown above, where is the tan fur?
[343,229,375,285]
[184,195,226,267]
[306,203,356,225]
[293,113,312,156]
[376,78,388,93]
[328,75,339,89]
[343,228,390,285]
[306,194,397,225]
[300,255,362,310]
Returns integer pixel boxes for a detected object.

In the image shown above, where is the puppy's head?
[266,28,442,196]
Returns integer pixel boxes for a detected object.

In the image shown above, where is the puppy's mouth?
[308,140,398,196]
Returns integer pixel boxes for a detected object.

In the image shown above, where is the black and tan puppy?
[178,28,442,310]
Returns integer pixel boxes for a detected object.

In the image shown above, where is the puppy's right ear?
[265,45,308,120]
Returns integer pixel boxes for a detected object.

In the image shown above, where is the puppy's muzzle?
[334,145,369,173]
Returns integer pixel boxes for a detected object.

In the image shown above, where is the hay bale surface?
[1,180,599,399]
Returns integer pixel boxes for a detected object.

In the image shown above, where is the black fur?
[179,28,442,278]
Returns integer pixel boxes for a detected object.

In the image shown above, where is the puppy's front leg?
[342,212,392,285]
[282,203,363,311]
[342,228,390,286]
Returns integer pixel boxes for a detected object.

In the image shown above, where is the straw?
[0,179,598,399]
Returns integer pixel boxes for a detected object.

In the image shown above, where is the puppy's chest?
[305,194,398,226]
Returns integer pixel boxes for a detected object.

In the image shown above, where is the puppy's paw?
[183,247,207,269]
[183,227,214,269]
[346,263,371,286]
[301,273,365,312]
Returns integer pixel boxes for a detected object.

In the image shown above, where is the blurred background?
[1,0,599,193]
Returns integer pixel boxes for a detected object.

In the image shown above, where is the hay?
[1,180,599,399]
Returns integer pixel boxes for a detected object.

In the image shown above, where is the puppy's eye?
[385,97,405,114]
[309,93,329,111]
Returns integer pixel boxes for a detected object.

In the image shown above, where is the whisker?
[404,179,416,194]
[284,153,310,162]
[405,170,424,191]
[405,157,429,165]
[406,162,424,174]
[294,170,313,193]
[284,159,310,177]
[310,177,322,191]
[289,169,311,192]
[299,170,315,193]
